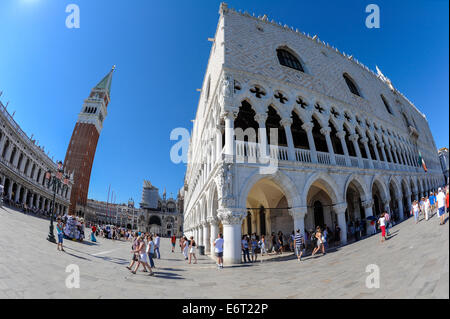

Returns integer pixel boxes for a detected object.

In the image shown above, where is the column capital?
[336,130,346,139]
[320,127,331,136]
[221,110,238,121]
[301,122,313,132]
[362,200,373,209]
[217,208,246,225]
[254,113,268,124]
[206,216,219,226]
[288,206,307,219]
[280,118,293,127]
[333,202,347,213]
[378,142,385,147]
[349,134,359,142]
[360,137,369,144]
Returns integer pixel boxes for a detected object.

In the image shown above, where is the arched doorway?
[345,180,366,238]
[148,215,162,234]
[245,178,293,243]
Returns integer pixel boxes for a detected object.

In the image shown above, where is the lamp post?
[45,161,69,243]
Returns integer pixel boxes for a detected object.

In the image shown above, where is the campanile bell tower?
[64,66,115,215]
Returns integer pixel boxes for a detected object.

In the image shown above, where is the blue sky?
[0,0,448,205]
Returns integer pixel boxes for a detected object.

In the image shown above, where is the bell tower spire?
[64,67,115,215]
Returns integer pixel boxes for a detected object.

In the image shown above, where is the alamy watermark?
[365,264,380,289]
[65,264,80,289]
[65,4,80,29]
[169,126,280,175]
[365,4,380,29]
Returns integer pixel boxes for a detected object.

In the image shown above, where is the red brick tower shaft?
[64,67,115,215]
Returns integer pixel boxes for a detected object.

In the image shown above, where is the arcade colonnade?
[184,170,441,264]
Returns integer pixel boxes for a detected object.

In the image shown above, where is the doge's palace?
[183,3,443,264]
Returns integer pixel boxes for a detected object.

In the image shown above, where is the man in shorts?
[436,188,447,225]
[214,233,224,269]
[294,229,304,261]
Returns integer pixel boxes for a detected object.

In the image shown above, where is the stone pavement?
[0,206,448,299]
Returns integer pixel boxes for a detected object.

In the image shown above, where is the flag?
[418,151,427,172]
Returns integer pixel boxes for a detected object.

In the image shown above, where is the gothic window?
[9,147,16,164]
[343,125,356,157]
[402,113,411,128]
[234,101,259,143]
[343,73,361,96]
[276,48,305,72]
[266,106,287,146]
[311,117,328,153]
[234,80,241,92]
[2,139,9,158]
[291,111,309,150]
[329,121,344,155]
[17,153,23,169]
[381,95,393,114]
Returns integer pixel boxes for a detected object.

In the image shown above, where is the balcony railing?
[234,141,432,173]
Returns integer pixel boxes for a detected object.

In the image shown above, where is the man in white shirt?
[436,188,446,225]
[154,234,161,259]
[214,233,224,269]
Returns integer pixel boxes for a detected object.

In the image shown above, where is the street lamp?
[45,161,70,243]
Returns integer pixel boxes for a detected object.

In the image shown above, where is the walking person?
[294,229,304,261]
[258,235,267,256]
[241,235,250,262]
[251,235,259,262]
[182,236,189,260]
[270,232,277,254]
[436,188,447,225]
[56,218,65,252]
[384,211,391,236]
[378,212,387,243]
[311,226,325,256]
[131,236,153,275]
[277,231,284,254]
[429,192,437,217]
[146,234,156,269]
[188,236,197,264]
[154,234,161,259]
[171,235,177,253]
[214,233,224,269]
[126,232,139,271]
[412,200,420,224]
[424,196,431,221]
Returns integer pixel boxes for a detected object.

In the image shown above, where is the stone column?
[12,151,20,168]
[301,122,318,163]
[385,144,394,163]
[320,127,336,165]
[202,221,210,253]
[223,111,237,158]
[198,224,204,247]
[0,135,6,154]
[371,139,381,162]
[23,188,28,205]
[362,200,374,235]
[19,155,27,173]
[281,118,295,161]
[392,147,400,165]
[218,208,246,265]
[406,193,412,213]
[7,182,13,200]
[289,207,307,237]
[349,134,363,167]
[334,203,348,245]
[14,185,21,203]
[215,124,224,163]
[255,113,268,158]
[336,130,350,166]
[383,199,390,214]
[379,142,389,168]
[361,138,374,168]
[397,198,404,221]
[208,217,220,252]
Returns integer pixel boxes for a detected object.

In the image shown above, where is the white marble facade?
[183,3,444,264]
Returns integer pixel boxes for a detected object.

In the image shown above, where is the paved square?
[0,206,448,298]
